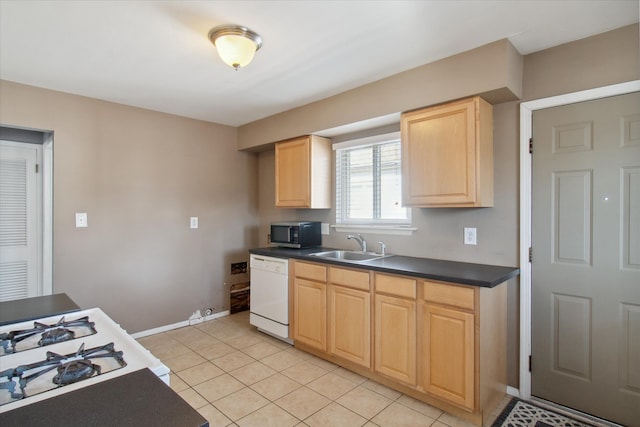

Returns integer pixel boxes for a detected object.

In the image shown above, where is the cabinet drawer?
[295,261,326,282]
[329,267,370,291]
[423,280,475,311]
[375,274,416,299]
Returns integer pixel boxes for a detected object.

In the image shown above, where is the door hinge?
[35,164,39,173]
[529,247,533,263]
[529,138,533,154]
[529,355,532,372]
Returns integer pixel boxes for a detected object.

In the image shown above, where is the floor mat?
[492,398,596,427]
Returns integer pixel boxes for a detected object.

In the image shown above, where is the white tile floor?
[137,311,509,427]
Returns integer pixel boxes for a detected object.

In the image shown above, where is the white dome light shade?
[208,25,262,71]
[214,34,257,69]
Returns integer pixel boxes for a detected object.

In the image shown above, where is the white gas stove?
[0,308,169,413]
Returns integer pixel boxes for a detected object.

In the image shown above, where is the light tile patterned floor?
[137,311,510,427]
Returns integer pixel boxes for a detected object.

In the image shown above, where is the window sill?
[331,224,417,236]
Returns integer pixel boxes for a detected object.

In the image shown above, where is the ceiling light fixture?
[208,25,262,71]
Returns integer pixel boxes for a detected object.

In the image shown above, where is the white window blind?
[335,134,409,225]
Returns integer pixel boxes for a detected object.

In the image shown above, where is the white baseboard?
[131,310,231,339]
[506,386,520,398]
[131,320,189,339]
[203,310,229,322]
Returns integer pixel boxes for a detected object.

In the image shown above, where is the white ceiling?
[1,1,637,127]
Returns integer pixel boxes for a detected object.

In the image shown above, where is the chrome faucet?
[347,234,367,252]
[378,241,386,256]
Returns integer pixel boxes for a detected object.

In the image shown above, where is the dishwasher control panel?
[250,255,288,275]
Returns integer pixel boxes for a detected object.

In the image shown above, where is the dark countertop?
[0,368,208,427]
[0,293,80,326]
[250,247,519,288]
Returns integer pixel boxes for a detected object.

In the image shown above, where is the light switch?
[190,217,198,229]
[464,227,477,245]
[75,213,88,228]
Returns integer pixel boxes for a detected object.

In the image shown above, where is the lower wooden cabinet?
[374,294,416,385]
[293,277,326,351]
[329,285,371,367]
[290,260,506,427]
[422,303,475,410]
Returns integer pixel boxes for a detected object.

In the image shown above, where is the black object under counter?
[0,368,208,427]
[250,247,519,288]
[0,293,80,326]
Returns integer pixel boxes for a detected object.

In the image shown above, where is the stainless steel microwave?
[270,221,321,248]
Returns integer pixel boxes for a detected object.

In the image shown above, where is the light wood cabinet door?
[401,96,493,207]
[293,278,327,351]
[422,303,475,411]
[329,285,371,368]
[374,294,416,385]
[275,135,331,208]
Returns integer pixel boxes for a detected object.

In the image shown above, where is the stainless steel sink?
[309,250,387,262]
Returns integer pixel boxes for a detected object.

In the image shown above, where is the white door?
[531,92,640,425]
[0,140,42,301]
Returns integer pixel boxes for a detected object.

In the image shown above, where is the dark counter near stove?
[0,293,80,326]
[0,368,208,427]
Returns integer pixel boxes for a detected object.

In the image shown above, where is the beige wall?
[523,23,639,101]
[0,81,259,332]
[238,39,523,151]
[252,24,639,388]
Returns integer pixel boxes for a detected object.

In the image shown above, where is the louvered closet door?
[0,141,40,302]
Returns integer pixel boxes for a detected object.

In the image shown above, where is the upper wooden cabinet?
[401,96,493,207]
[275,135,331,208]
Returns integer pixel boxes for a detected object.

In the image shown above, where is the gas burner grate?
[0,316,97,355]
[0,342,126,406]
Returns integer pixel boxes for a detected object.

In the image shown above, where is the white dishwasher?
[249,254,292,344]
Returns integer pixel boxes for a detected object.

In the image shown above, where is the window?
[335,132,410,226]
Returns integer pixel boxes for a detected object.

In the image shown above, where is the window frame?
[334,131,411,228]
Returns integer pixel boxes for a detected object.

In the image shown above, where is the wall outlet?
[464,227,477,245]
[231,261,247,275]
[190,217,198,229]
[75,213,88,228]
[321,223,330,235]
